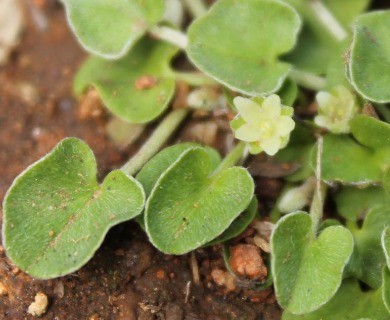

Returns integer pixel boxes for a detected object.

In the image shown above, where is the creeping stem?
[289,69,327,91]
[309,0,348,42]
[121,109,189,176]
[310,136,325,235]
[149,26,188,49]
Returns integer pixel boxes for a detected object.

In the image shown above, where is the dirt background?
[0,2,281,319]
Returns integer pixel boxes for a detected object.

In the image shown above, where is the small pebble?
[229,244,267,280]
[28,292,48,316]
[210,269,236,293]
[0,281,8,295]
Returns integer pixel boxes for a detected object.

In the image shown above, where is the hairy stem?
[213,141,248,175]
[289,69,327,91]
[172,71,217,86]
[182,0,208,19]
[149,25,188,49]
[121,109,189,176]
[310,136,325,235]
[309,0,348,42]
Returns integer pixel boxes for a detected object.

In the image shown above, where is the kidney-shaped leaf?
[145,147,254,254]
[282,279,388,320]
[271,211,353,315]
[74,37,178,123]
[349,11,390,103]
[186,0,301,96]
[2,138,145,279]
[206,196,258,246]
[61,0,164,59]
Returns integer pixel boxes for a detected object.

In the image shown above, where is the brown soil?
[0,2,281,320]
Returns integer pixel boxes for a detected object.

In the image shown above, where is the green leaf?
[326,39,353,89]
[2,138,145,279]
[74,38,178,123]
[61,0,164,59]
[347,206,390,288]
[186,0,301,96]
[282,279,388,320]
[350,115,390,149]
[271,212,353,315]
[383,267,390,313]
[349,11,390,103]
[335,186,387,221]
[315,134,384,185]
[283,0,369,74]
[137,143,221,196]
[206,197,258,246]
[382,227,390,269]
[278,79,298,106]
[145,147,254,254]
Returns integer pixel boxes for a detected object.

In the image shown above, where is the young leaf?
[335,186,387,221]
[349,11,390,103]
[271,212,353,315]
[186,0,301,96]
[74,38,178,123]
[282,279,389,320]
[347,206,390,289]
[61,0,164,59]
[145,147,254,254]
[2,138,145,279]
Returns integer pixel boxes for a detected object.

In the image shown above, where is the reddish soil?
[0,2,281,319]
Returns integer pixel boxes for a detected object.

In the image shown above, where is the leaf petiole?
[308,0,348,42]
[310,135,326,235]
[171,71,217,86]
[148,25,188,49]
[289,68,327,91]
[212,141,248,175]
[121,108,189,176]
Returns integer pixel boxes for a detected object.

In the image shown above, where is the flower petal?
[277,116,295,136]
[234,123,261,142]
[233,97,261,122]
[314,115,332,129]
[262,94,281,118]
[261,137,282,156]
[316,92,337,111]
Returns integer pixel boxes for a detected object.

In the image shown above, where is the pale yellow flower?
[315,86,359,133]
[230,95,295,156]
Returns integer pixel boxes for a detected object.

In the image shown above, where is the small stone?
[210,269,236,293]
[28,292,49,316]
[229,244,267,280]
[53,281,64,299]
[0,281,8,295]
